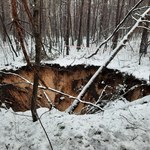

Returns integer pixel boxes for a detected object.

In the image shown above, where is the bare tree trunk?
[111,0,121,49]
[1,0,6,42]
[10,0,30,66]
[31,0,42,122]
[76,0,84,50]
[66,8,150,114]
[65,0,71,55]
[98,0,108,44]
[91,0,100,44]
[0,15,18,57]
[139,1,150,65]
[86,0,91,47]
[73,0,78,41]
[139,22,149,54]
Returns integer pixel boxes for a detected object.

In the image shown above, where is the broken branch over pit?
[66,7,150,114]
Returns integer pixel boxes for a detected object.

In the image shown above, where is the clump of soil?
[0,64,150,113]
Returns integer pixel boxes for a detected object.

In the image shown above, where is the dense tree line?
[0,0,149,56]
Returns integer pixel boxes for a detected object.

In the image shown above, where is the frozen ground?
[0,39,150,82]
[0,95,150,150]
[0,38,150,149]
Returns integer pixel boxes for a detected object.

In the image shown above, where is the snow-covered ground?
[0,38,150,81]
[0,96,150,150]
[47,42,150,82]
[0,38,150,149]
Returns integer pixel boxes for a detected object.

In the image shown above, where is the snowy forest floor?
[0,39,150,150]
[0,96,150,150]
[1,39,150,82]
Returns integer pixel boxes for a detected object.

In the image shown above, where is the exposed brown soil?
[0,64,150,113]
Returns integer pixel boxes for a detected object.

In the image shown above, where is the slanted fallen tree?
[66,7,150,114]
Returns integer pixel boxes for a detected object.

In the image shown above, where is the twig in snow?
[0,101,53,150]
[37,116,54,150]
[120,114,149,132]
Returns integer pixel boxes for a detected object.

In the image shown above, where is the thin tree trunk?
[86,0,91,47]
[10,0,30,66]
[65,0,71,55]
[139,0,150,65]
[111,0,121,49]
[1,0,6,42]
[31,0,42,122]
[139,22,149,54]
[0,15,18,57]
[66,8,150,114]
[73,0,77,41]
[76,0,84,50]
[139,1,150,55]
[88,0,145,58]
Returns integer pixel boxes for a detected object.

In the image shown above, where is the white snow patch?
[0,96,150,149]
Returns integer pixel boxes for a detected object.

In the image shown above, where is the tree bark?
[86,0,91,47]
[65,0,71,55]
[138,1,150,65]
[10,0,30,66]
[31,0,42,122]
[139,0,150,55]
[0,15,18,57]
[112,0,125,50]
[1,0,6,42]
[76,0,84,50]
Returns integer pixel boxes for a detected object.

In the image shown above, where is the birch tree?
[66,7,150,114]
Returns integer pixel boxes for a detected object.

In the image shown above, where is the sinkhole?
[0,64,150,113]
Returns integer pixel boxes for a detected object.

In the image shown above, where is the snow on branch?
[138,26,150,30]
[0,71,103,111]
[66,7,150,114]
[87,0,145,58]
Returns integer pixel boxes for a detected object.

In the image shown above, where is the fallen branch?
[0,71,104,111]
[120,84,148,98]
[120,114,149,132]
[87,0,144,58]
[84,85,108,114]
[66,8,150,114]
